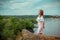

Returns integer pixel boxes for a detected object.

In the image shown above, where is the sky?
[0,0,60,15]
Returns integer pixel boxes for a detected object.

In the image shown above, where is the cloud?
[0,0,60,15]
[9,0,42,9]
[34,1,60,15]
[26,0,41,3]
[35,1,60,11]
[0,0,42,10]
[10,2,29,9]
[1,0,42,15]
[42,1,60,8]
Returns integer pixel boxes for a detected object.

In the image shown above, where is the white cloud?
[10,2,29,9]
[1,0,42,15]
[34,1,60,15]
[9,0,42,9]
[42,1,60,8]
[26,0,41,3]
[35,1,60,11]
[1,0,60,15]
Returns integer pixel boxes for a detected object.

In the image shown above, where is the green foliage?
[0,16,34,40]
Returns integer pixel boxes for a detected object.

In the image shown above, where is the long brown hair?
[39,10,43,16]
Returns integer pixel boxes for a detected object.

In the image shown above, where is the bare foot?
[38,33,42,35]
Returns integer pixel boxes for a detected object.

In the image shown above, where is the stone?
[16,29,60,40]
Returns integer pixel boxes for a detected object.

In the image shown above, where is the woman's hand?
[43,22,45,29]
[43,26,45,29]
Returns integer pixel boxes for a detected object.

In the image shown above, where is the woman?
[36,10,44,34]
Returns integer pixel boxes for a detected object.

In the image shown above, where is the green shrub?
[0,16,34,40]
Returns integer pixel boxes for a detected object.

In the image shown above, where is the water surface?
[34,18,60,37]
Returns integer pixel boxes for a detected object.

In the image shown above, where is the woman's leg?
[37,23,43,34]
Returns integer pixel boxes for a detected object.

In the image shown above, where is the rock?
[16,29,60,40]
[38,34,55,40]
[15,32,22,40]
[22,29,40,40]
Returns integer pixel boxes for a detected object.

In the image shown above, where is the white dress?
[36,16,44,34]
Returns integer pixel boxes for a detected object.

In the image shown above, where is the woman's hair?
[39,10,43,16]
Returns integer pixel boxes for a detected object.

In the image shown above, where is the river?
[33,18,60,37]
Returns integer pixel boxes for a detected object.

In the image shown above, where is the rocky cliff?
[16,29,60,40]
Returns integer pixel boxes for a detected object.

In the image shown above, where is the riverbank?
[0,15,60,18]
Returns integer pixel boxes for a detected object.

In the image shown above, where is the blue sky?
[0,0,60,15]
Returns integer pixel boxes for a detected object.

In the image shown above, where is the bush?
[0,16,34,40]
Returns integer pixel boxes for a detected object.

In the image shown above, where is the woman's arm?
[43,22,45,28]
